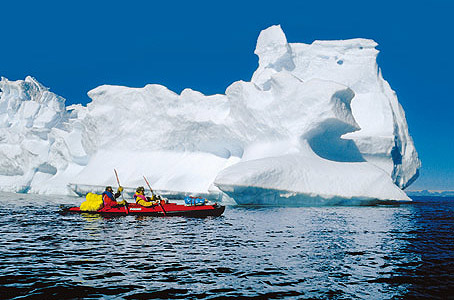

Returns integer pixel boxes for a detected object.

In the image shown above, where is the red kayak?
[63,201,225,217]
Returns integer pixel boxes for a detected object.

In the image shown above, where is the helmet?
[136,186,145,193]
[105,186,113,191]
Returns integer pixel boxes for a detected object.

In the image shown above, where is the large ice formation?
[0,25,420,204]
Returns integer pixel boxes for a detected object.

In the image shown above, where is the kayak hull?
[64,202,225,217]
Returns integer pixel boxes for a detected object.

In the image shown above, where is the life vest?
[134,193,156,207]
[102,191,118,208]
[133,193,147,203]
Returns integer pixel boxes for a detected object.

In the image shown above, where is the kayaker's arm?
[114,186,124,199]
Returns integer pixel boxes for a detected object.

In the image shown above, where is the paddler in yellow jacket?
[133,186,158,207]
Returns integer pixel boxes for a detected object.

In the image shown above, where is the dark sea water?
[0,193,453,300]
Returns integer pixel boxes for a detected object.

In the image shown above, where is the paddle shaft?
[143,176,155,197]
[143,176,166,216]
[114,169,128,214]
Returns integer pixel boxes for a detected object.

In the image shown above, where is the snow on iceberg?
[0,76,93,194]
[251,25,419,189]
[0,25,420,204]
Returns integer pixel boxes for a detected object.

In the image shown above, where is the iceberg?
[0,25,420,204]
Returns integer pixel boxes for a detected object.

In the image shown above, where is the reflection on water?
[0,193,452,299]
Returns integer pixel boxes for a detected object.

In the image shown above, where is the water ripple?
[0,194,453,299]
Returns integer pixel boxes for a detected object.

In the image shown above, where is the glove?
[118,186,124,193]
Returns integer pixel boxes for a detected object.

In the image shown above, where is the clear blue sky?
[0,0,452,190]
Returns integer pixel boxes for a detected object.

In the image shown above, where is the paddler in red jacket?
[102,186,126,208]
[133,186,158,207]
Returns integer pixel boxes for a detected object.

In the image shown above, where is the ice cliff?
[0,25,420,204]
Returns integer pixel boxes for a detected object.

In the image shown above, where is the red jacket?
[102,191,120,208]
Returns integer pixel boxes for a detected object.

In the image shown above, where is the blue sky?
[0,0,452,190]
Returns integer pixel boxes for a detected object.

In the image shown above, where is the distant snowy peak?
[407,190,454,197]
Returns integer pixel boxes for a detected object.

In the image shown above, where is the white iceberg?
[0,25,420,204]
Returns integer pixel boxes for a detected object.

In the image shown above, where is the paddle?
[143,175,166,216]
[114,169,128,214]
